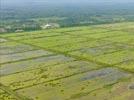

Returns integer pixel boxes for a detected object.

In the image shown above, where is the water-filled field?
[0,22,134,100]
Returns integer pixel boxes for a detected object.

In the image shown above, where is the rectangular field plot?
[8,32,64,41]
[94,22,134,31]
[103,34,134,45]
[0,44,37,55]
[0,38,8,43]
[16,68,131,100]
[22,35,88,48]
[76,76,134,100]
[95,50,134,65]
[116,60,134,72]
[0,50,53,64]
[80,31,131,40]
[0,61,102,90]
[0,55,75,76]
[0,30,51,38]
[68,44,134,63]
[49,40,115,53]
[67,28,109,36]
[0,41,20,49]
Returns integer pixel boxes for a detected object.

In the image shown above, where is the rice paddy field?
[0,22,134,100]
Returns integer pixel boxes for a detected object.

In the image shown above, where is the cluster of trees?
[1,2,134,33]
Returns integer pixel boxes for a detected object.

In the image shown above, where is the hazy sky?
[2,0,134,3]
[1,0,134,6]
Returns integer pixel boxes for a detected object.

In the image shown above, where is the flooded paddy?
[0,22,134,100]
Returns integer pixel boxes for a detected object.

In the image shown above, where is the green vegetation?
[1,3,134,33]
[0,22,134,100]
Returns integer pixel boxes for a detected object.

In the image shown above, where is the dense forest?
[1,1,134,33]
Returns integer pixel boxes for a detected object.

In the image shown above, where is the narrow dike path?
[0,83,31,100]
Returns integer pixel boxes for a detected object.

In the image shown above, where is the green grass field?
[0,22,134,100]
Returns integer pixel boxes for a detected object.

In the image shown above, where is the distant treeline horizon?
[0,1,134,33]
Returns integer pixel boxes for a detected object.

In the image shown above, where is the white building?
[44,24,52,29]
[41,23,60,29]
